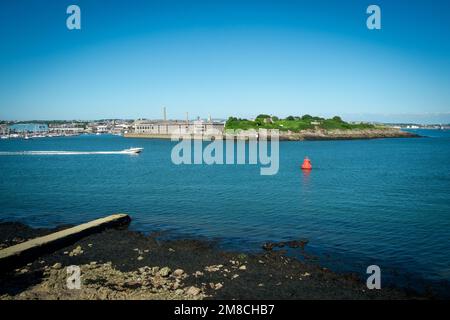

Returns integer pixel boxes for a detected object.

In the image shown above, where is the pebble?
[52,263,62,270]
[239,265,247,271]
[138,267,148,273]
[302,272,311,277]
[231,274,239,279]
[159,267,171,277]
[168,248,175,252]
[205,264,223,272]
[173,269,184,277]
[69,246,83,257]
[151,266,160,274]
[137,256,144,261]
[185,286,201,296]
[209,282,223,290]
[193,271,204,277]
[175,289,184,295]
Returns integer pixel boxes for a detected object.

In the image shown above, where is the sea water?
[0,130,449,293]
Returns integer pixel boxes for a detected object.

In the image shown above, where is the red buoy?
[301,157,312,170]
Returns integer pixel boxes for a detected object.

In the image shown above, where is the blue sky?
[0,0,449,123]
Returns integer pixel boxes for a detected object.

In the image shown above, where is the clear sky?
[0,0,449,123]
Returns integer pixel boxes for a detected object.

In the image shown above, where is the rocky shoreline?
[125,128,419,141]
[0,222,427,300]
[278,128,419,141]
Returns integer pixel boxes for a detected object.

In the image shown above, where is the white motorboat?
[121,147,143,154]
[0,148,144,156]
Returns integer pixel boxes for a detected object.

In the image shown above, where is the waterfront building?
[0,124,9,135]
[132,119,225,136]
[10,123,49,133]
[95,125,109,133]
[112,124,131,134]
[49,125,84,135]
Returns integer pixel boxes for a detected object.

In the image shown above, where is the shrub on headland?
[225,115,376,131]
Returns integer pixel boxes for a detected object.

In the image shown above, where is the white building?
[133,119,224,135]
[96,125,109,133]
[49,127,84,135]
[112,124,131,134]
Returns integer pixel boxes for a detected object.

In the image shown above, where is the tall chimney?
[163,107,167,121]
[186,112,189,124]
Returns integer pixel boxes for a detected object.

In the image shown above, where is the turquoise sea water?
[0,130,449,293]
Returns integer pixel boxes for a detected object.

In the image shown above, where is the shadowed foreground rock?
[0,222,424,300]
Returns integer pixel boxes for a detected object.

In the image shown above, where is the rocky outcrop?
[0,222,426,300]
[1,262,204,300]
[279,128,419,141]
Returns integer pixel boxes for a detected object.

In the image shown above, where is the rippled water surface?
[1,130,449,290]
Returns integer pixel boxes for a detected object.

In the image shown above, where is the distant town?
[0,109,227,139]
[0,112,449,140]
[0,119,136,139]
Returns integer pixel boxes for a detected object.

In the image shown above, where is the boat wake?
[0,148,143,156]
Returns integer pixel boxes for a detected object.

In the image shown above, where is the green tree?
[254,118,264,126]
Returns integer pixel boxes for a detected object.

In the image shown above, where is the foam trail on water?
[0,150,139,156]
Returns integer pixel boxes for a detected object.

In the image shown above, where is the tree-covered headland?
[225,114,377,131]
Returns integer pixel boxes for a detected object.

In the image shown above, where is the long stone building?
[129,119,225,138]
